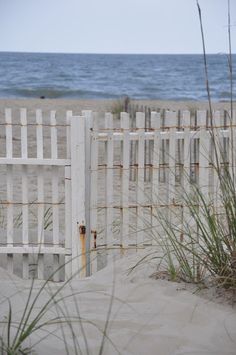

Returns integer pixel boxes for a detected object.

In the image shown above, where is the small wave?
[1,87,120,99]
[4,87,71,99]
[219,91,233,99]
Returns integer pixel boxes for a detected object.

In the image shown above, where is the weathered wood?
[0,247,69,254]
[5,109,14,273]
[105,113,114,264]
[166,111,177,209]
[136,112,145,246]
[71,115,86,278]
[212,111,221,210]
[121,112,130,246]
[198,111,211,248]
[65,111,72,279]
[36,109,45,279]
[21,108,29,279]
[0,158,70,166]
[82,110,93,276]
[182,110,191,241]
[198,111,210,197]
[90,114,98,274]
[151,111,161,245]
[51,111,60,281]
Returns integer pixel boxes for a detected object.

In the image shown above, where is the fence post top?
[121,112,129,129]
[136,111,145,129]
[151,111,160,129]
[5,108,12,123]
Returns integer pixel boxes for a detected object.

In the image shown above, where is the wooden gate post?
[82,110,93,276]
[70,115,86,278]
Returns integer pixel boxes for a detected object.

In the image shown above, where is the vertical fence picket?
[198,111,211,249]
[5,109,14,273]
[71,115,86,277]
[64,111,72,279]
[227,109,234,174]
[50,111,60,281]
[151,112,161,244]
[198,111,210,197]
[212,111,221,210]
[105,113,114,263]
[82,110,93,276]
[182,111,191,240]
[90,115,98,274]
[136,112,145,246]
[144,107,149,182]
[160,110,166,183]
[36,109,45,279]
[182,111,191,190]
[20,108,29,278]
[121,112,130,248]
[166,111,177,222]
[130,107,135,181]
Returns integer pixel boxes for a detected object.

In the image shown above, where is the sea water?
[0,52,235,101]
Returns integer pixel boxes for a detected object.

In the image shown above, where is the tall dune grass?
[146,0,236,290]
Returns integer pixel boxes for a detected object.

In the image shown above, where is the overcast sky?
[0,0,235,54]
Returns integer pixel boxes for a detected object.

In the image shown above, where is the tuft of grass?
[151,171,236,288]
[111,97,130,115]
[0,255,123,355]
[0,200,56,231]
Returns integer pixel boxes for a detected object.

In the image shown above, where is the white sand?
[0,253,235,355]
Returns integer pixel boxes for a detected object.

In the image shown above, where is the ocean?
[0,52,235,101]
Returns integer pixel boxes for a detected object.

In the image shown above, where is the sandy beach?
[0,252,236,355]
[0,98,235,116]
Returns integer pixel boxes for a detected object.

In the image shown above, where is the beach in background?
[0,98,235,118]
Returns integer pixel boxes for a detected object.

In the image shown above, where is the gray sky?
[0,0,235,54]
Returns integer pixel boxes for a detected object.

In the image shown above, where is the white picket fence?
[0,108,235,280]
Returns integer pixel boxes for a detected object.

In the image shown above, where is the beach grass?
[0,254,125,355]
[133,0,236,292]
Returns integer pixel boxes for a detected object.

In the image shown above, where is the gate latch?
[79,225,86,235]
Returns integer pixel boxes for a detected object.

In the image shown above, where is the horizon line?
[0,50,235,56]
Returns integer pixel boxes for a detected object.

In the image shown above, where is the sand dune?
[0,253,235,355]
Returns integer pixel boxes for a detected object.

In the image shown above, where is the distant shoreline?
[2,51,236,55]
